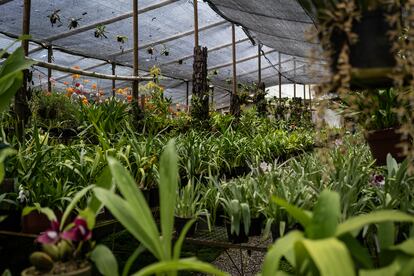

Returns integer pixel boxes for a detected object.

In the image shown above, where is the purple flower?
[61,217,91,242]
[370,174,385,188]
[36,220,60,244]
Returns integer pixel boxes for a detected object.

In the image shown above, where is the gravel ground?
[210,237,273,276]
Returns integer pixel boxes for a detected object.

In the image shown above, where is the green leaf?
[122,245,146,276]
[159,140,178,259]
[90,245,119,276]
[22,205,56,222]
[78,208,96,230]
[88,166,113,215]
[378,222,395,251]
[388,239,414,255]
[306,190,340,239]
[339,234,373,269]
[359,261,400,276]
[60,185,95,230]
[173,219,196,260]
[336,211,414,237]
[131,258,228,276]
[295,238,356,276]
[262,231,304,276]
[93,187,163,260]
[0,148,16,184]
[273,196,312,228]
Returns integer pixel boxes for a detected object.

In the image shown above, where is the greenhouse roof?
[0,0,326,107]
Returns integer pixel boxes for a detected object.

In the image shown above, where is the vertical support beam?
[194,0,199,47]
[15,0,31,141]
[308,84,312,109]
[303,84,306,103]
[47,45,53,93]
[186,81,190,112]
[230,23,240,116]
[293,58,296,98]
[132,0,139,101]
[258,44,262,84]
[210,85,214,111]
[278,52,282,100]
[111,62,116,97]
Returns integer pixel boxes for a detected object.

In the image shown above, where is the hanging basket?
[329,8,396,89]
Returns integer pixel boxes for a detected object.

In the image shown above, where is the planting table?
[179,226,270,276]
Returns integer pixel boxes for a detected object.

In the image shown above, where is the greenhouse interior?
[1,0,414,275]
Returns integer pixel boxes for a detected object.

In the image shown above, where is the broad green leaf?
[339,234,373,269]
[296,238,355,276]
[131,258,228,276]
[91,245,119,276]
[336,211,414,237]
[359,261,400,276]
[106,157,162,258]
[159,140,178,259]
[273,196,312,228]
[306,190,340,239]
[388,239,414,255]
[78,208,96,230]
[88,166,113,214]
[93,187,163,260]
[0,148,16,184]
[378,222,395,251]
[262,231,304,276]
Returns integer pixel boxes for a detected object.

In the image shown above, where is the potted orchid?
[21,214,93,276]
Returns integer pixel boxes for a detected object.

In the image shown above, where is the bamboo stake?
[111,62,116,97]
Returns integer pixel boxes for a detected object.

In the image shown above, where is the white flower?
[259,162,271,173]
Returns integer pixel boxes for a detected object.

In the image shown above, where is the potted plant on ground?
[339,88,410,164]
[174,181,203,237]
[220,192,250,244]
[298,0,400,88]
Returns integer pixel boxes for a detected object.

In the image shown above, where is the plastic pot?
[249,216,264,237]
[225,221,249,244]
[365,127,408,165]
[21,263,91,276]
[174,216,197,237]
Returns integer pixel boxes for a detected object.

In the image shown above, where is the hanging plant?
[147,47,155,55]
[116,35,128,53]
[161,45,170,56]
[68,17,82,29]
[47,10,61,27]
[94,24,108,39]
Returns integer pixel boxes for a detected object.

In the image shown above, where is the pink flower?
[36,220,60,244]
[75,83,81,87]
[61,218,91,242]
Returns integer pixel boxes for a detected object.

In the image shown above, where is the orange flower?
[116,88,124,95]
[91,83,97,90]
[72,74,81,79]
[83,79,90,84]
[63,81,69,85]
[82,98,89,105]
[66,87,74,93]
[72,66,81,70]
[127,95,132,102]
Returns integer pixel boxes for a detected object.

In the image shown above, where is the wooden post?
[47,45,53,93]
[230,23,240,116]
[194,0,199,47]
[278,52,282,100]
[293,58,296,98]
[132,0,139,101]
[15,0,31,141]
[111,62,116,97]
[186,81,189,112]
[258,44,262,84]
[303,84,306,103]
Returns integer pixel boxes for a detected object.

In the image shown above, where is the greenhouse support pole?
[230,23,240,117]
[194,0,199,47]
[293,58,296,98]
[47,45,53,93]
[308,85,312,109]
[303,84,306,103]
[278,52,282,100]
[15,0,31,141]
[258,44,262,84]
[186,81,190,112]
[132,0,139,101]
[111,62,116,97]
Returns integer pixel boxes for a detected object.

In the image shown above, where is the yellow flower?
[83,79,90,84]
[72,74,81,79]
[149,66,161,78]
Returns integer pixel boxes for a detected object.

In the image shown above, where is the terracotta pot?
[21,263,91,276]
[365,128,408,165]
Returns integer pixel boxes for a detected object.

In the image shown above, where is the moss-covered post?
[15,0,32,141]
[191,0,209,123]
